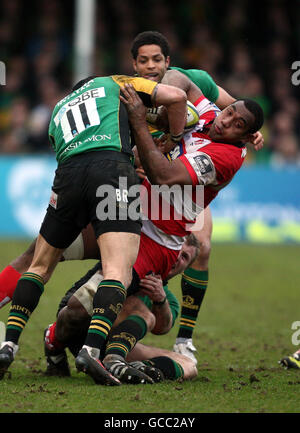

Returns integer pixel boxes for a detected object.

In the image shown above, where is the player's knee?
[194,239,211,266]
[184,362,198,380]
[66,295,90,323]
[143,310,156,332]
[130,308,155,333]
[180,357,198,380]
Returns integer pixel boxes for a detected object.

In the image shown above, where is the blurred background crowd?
[0,0,299,165]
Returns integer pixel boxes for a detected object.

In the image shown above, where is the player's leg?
[0,234,64,379]
[0,224,98,310]
[0,239,36,308]
[75,231,141,385]
[102,295,155,384]
[174,206,212,364]
[127,342,198,381]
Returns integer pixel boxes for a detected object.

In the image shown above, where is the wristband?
[153,296,167,306]
[170,132,184,143]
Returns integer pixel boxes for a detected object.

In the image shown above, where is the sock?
[45,322,65,352]
[0,266,21,308]
[5,272,44,344]
[84,280,126,356]
[143,356,184,380]
[177,268,208,340]
[105,315,147,359]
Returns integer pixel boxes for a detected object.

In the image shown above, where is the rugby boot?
[103,354,154,384]
[173,338,197,365]
[129,360,165,383]
[279,350,300,369]
[0,342,18,380]
[75,347,121,386]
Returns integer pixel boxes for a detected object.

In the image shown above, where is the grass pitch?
[0,240,299,413]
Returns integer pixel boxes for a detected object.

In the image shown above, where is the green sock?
[177,268,208,339]
[144,356,184,380]
[105,315,147,359]
[84,280,126,355]
[6,272,44,344]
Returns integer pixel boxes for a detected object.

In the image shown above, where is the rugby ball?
[185,100,200,132]
[146,101,200,133]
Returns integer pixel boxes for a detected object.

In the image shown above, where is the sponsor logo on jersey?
[68,87,106,106]
[193,154,213,175]
[166,142,184,161]
[61,134,112,155]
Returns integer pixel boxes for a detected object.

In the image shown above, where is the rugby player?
[0,32,264,368]
[0,68,264,385]
[44,234,200,383]
[130,31,264,363]
[0,74,188,385]
[45,69,264,384]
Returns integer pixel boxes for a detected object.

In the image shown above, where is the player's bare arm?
[151,82,187,140]
[120,84,192,187]
[139,274,173,334]
[161,69,202,104]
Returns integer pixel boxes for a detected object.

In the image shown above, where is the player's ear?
[132,59,137,73]
[241,133,254,144]
[165,56,170,68]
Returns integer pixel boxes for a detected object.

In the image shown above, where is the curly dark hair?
[131,31,170,59]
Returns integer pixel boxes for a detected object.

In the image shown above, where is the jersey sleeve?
[204,146,244,184]
[48,110,57,151]
[112,75,157,108]
[181,145,244,187]
[163,284,180,327]
[170,67,219,102]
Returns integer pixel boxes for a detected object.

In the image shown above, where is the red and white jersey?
[141,95,247,249]
[133,231,179,281]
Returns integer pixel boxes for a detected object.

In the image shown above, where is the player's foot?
[44,325,70,377]
[75,347,121,386]
[279,351,300,369]
[129,360,165,383]
[103,354,154,384]
[173,338,198,365]
[0,342,18,380]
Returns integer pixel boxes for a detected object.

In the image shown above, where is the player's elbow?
[151,318,173,335]
[170,88,187,105]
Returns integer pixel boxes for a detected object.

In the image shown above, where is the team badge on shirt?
[193,154,214,175]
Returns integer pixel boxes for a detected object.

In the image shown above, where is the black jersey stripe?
[79,102,91,128]
[66,109,78,137]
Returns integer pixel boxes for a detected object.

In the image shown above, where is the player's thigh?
[190,206,212,268]
[194,206,213,243]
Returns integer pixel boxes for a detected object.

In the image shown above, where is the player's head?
[131,31,170,83]
[209,98,264,144]
[167,234,200,280]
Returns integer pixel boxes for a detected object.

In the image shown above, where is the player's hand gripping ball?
[146,100,199,133]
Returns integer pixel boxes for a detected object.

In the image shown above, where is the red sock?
[0,265,21,308]
[45,322,65,351]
